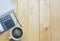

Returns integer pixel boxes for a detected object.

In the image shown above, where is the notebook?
[0,0,14,16]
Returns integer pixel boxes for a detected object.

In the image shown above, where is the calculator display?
[0,15,15,33]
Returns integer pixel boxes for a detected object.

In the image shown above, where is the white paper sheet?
[0,0,14,16]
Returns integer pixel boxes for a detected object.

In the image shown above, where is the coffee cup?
[9,27,23,41]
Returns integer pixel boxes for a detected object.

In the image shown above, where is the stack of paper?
[0,0,14,16]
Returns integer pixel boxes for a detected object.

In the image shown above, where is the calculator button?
[0,15,15,30]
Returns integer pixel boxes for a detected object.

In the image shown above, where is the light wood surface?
[50,0,60,41]
[40,0,51,41]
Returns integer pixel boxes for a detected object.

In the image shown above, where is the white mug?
[9,27,23,41]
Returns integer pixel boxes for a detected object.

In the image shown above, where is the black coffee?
[12,27,23,38]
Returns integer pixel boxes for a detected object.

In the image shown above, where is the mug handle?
[9,36,15,41]
[9,36,12,40]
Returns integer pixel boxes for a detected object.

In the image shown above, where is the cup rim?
[10,27,24,40]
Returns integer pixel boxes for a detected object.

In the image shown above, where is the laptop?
[0,0,16,34]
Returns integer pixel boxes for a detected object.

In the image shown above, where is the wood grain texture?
[40,0,51,41]
[28,0,40,41]
[50,0,60,41]
[17,0,29,41]
[12,0,40,41]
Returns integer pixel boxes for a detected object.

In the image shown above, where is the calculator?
[0,15,15,34]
